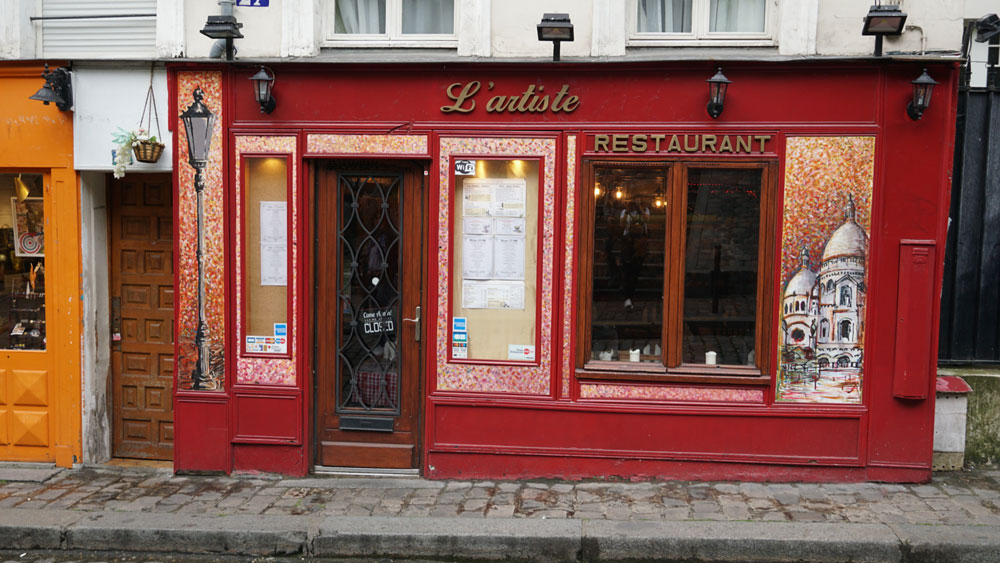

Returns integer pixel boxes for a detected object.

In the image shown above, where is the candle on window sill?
[629,349,641,362]
[706,351,717,365]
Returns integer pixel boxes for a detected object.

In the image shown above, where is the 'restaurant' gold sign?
[441,81,580,114]
[592,133,772,154]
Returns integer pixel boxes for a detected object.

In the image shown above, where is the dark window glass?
[682,168,761,366]
[590,168,667,363]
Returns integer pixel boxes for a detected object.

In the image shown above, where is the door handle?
[110,296,122,346]
[402,306,420,342]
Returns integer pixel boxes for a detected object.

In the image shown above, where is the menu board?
[459,178,527,308]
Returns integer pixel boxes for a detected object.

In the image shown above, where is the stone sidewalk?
[1,463,999,561]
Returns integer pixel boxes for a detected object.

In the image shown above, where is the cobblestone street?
[2,465,999,526]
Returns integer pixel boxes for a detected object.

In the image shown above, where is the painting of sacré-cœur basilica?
[775,135,875,404]
[778,194,867,403]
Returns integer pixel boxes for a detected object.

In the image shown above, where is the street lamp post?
[180,87,216,390]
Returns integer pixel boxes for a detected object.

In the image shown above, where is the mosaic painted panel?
[176,71,226,391]
[561,135,577,399]
[235,136,298,386]
[306,134,428,156]
[580,383,763,403]
[775,136,875,404]
[436,137,556,395]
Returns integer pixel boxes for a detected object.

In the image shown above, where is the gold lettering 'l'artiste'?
[441,82,580,114]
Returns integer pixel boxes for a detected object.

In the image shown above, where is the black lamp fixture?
[906,69,938,121]
[249,66,276,114]
[862,3,907,57]
[975,13,1000,43]
[179,87,217,390]
[537,13,574,62]
[200,14,243,61]
[29,64,73,111]
[706,68,731,119]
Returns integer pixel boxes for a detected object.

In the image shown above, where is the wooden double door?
[314,162,424,469]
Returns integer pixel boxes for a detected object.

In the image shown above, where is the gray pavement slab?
[314,515,581,561]
[582,520,904,562]
[0,509,84,550]
[64,511,317,556]
[0,467,63,483]
[892,523,1000,563]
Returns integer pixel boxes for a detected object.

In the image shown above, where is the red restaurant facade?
[168,59,958,481]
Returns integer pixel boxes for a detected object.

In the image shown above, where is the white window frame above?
[321,0,459,48]
[627,0,776,48]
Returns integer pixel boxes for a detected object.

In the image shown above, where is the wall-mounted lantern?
[907,69,938,121]
[249,66,277,114]
[28,64,73,111]
[537,13,574,62]
[706,68,731,119]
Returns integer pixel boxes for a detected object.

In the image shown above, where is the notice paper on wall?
[462,280,525,310]
[493,236,526,280]
[260,201,287,286]
[462,235,494,279]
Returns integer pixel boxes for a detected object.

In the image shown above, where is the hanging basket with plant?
[112,67,165,178]
[133,75,164,163]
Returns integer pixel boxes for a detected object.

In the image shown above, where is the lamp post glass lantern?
[249,66,276,114]
[706,68,731,119]
[907,69,937,121]
[180,87,217,390]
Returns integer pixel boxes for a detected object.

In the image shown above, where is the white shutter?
[41,0,157,58]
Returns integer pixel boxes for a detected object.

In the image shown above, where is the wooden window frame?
[575,157,777,385]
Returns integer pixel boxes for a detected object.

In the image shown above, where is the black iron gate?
[939,27,1000,365]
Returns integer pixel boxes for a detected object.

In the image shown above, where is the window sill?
[627,39,776,48]
[577,362,769,386]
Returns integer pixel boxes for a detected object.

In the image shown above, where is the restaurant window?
[322,0,458,46]
[0,174,46,351]
[630,0,771,45]
[578,161,775,378]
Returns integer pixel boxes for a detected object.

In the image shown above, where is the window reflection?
[681,168,760,366]
[590,168,666,363]
[0,174,46,351]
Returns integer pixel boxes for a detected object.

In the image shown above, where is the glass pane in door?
[336,173,402,413]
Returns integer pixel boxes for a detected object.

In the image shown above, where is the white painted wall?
[0,0,37,59]
[186,0,284,59]
[80,171,111,464]
[816,0,964,56]
[73,65,173,172]
[492,0,593,58]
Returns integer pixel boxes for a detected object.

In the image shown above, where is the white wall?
[73,65,173,172]
[0,0,37,59]
[80,171,111,464]
[492,0,593,58]
[816,0,964,56]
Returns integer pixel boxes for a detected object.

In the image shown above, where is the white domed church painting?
[776,137,875,404]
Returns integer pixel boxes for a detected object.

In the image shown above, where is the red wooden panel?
[233,444,307,475]
[174,397,229,472]
[431,403,861,461]
[233,393,301,444]
[426,452,929,483]
[892,241,937,399]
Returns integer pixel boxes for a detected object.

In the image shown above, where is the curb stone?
[314,515,581,561]
[1,509,1000,562]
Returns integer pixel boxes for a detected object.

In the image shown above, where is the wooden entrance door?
[109,174,174,460]
[315,162,423,469]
